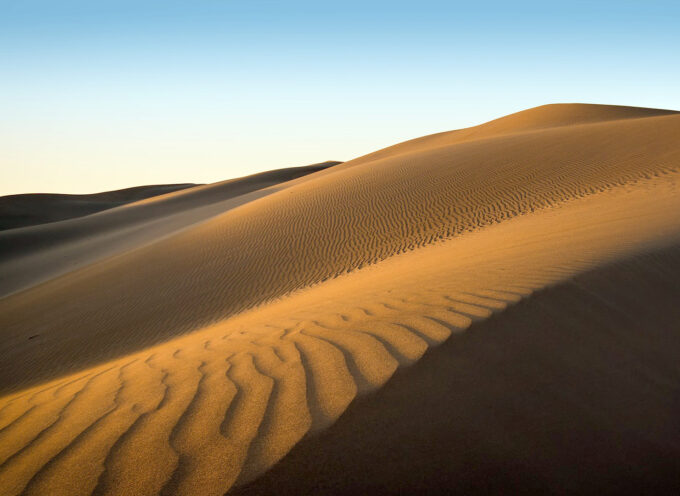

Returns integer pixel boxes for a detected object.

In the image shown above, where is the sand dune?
[0,183,198,231]
[0,104,679,495]
[0,161,340,298]
[234,243,680,495]
[343,103,678,167]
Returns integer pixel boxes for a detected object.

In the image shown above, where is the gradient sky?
[2,1,679,195]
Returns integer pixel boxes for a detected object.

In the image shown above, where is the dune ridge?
[341,103,678,167]
[0,104,679,495]
[0,161,340,298]
[0,183,199,232]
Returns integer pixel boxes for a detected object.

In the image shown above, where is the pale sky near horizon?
[2,0,679,196]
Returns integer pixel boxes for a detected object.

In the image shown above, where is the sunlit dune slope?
[0,161,340,298]
[1,105,678,389]
[0,104,679,496]
[0,183,198,231]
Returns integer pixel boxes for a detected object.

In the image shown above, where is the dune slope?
[342,103,678,167]
[0,104,679,495]
[235,243,680,496]
[2,108,679,386]
[0,161,340,298]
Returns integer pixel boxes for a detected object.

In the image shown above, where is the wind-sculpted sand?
[0,162,340,298]
[0,104,679,495]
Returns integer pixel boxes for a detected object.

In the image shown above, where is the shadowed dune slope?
[0,104,679,495]
[235,243,680,496]
[0,161,340,298]
[0,183,198,231]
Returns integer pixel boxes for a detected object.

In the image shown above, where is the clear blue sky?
[2,0,679,195]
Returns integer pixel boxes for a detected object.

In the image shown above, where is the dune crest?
[342,103,678,166]
[0,104,679,495]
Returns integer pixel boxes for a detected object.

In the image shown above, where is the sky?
[1,0,679,195]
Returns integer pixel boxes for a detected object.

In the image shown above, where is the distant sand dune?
[0,105,679,495]
[0,183,198,232]
[0,161,340,298]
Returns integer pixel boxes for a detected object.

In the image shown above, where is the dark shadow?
[233,245,680,495]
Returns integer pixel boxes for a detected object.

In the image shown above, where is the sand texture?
[0,161,340,299]
[0,104,679,495]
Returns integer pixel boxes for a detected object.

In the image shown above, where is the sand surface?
[0,104,679,495]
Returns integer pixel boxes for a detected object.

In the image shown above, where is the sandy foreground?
[0,104,679,495]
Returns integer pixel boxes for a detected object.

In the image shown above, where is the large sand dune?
[0,104,679,495]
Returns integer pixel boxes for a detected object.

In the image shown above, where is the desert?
[1,104,679,494]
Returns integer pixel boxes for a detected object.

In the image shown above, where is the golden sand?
[0,104,679,495]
